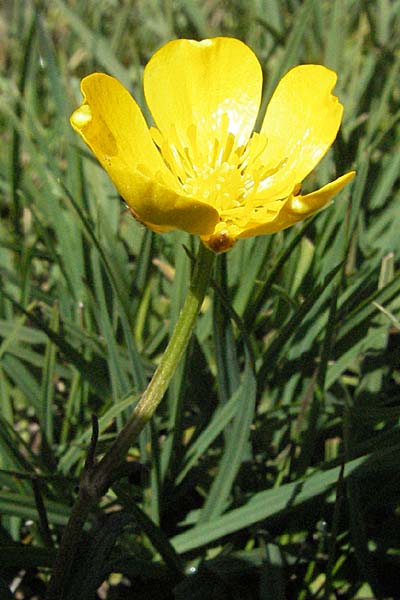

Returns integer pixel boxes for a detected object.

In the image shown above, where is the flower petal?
[70,73,219,235]
[238,171,356,238]
[259,65,344,197]
[71,73,170,178]
[143,37,263,150]
[121,171,220,235]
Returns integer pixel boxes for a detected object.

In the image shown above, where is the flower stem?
[46,242,215,600]
[94,242,215,490]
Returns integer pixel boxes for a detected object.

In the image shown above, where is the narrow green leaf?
[198,357,256,522]
[0,490,70,526]
[171,451,385,554]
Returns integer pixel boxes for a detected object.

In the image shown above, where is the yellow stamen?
[153,123,284,229]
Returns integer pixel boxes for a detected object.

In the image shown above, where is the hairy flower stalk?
[46,243,215,599]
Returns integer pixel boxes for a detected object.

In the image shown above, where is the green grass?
[1,0,400,598]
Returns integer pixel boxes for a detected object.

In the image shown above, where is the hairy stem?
[46,243,215,600]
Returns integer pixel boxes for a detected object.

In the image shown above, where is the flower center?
[151,114,283,228]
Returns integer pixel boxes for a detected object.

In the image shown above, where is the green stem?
[95,243,215,490]
[46,242,215,600]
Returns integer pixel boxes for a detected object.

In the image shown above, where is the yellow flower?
[70,37,355,253]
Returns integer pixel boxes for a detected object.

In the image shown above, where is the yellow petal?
[259,65,344,198]
[71,73,169,178]
[143,37,262,151]
[238,171,356,238]
[121,171,219,235]
[70,73,219,235]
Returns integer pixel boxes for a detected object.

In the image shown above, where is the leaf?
[170,448,395,553]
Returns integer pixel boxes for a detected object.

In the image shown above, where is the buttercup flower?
[70,37,355,252]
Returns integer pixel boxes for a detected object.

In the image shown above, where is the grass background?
[1,0,400,598]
